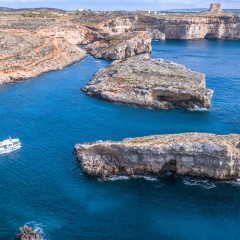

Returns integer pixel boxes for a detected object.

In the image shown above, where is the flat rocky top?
[75,133,240,179]
[82,54,213,110]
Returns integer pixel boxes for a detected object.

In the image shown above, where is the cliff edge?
[82,54,213,110]
[75,133,240,180]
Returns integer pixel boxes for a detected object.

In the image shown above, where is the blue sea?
[0,40,240,239]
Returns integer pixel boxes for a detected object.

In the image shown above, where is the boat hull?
[0,139,21,155]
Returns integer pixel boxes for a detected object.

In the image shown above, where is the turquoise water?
[0,40,240,239]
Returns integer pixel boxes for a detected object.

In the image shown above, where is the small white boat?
[0,137,21,155]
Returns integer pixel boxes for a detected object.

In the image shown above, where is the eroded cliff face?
[86,31,152,60]
[37,24,101,44]
[75,133,240,180]
[82,54,213,110]
[97,16,136,34]
[142,13,240,40]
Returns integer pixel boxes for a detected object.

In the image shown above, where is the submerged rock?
[86,31,152,60]
[82,54,213,110]
[16,225,42,240]
[75,133,240,180]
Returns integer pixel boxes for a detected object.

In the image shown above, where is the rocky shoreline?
[82,54,213,110]
[0,7,240,84]
[75,133,240,180]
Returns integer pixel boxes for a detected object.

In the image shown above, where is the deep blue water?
[0,40,240,239]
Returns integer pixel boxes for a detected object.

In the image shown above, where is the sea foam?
[98,175,158,182]
[182,177,216,189]
[25,221,48,240]
[188,106,209,112]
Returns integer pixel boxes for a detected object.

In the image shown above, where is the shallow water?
[0,40,240,239]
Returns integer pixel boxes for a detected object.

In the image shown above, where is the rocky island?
[75,133,240,180]
[82,54,213,110]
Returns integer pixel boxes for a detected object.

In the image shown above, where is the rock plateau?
[82,54,213,110]
[75,133,240,180]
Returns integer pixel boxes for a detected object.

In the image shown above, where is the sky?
[0,0,239,11]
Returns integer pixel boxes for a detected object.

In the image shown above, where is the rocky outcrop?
[82,54,213,110]
[148,28,165,40]
[75,133,240,180]
[16,226,42,240]
[86,31,152,60]
[0,30,87,85]
[98,15,135,34]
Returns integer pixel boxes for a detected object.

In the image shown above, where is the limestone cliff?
[75,133,240,180]
[37,24,101,44]
[82,54,213,110]
[97,15,136,34]
[1,8,240,85]
[86,31,152,60]
[141,13,240,40]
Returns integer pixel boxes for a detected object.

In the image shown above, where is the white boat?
[0,137,21,155]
